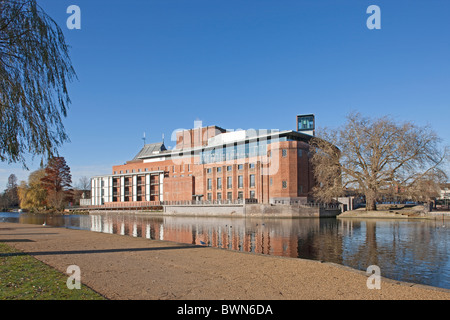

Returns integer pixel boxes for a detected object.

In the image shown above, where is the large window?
[249,174,255,188]
[207,178,212,190]
[217,177,222,190]
[200,141,268,164]
[238,176,243,188]
[227,176,232,189]
[297,115,315,131]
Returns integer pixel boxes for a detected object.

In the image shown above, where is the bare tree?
[76,176,91,191]
[4,173,19,207]
[310,113,448,211]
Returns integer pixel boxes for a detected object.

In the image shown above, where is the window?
[217,192,222,200]
[250,190,255,199]
[297,115,315,131]
[238,175,243,188]
[249,163,255,169]
[227,165,232,172]
[227,176,232,189]
[282,149,287,157]
[188,164,191,172]
[270,178,273,186]
[282,181,287,189]
[298,185,303,195]
[227,192,233,200]
[298,149,303,158]
[217,177,222,190]
[207,193,212,201]
[238,164,243,170]
[249,174,255,188]
[217,167,222,173]
[238,191,243,200]
[206,168,212,174]
[207,179,212,190]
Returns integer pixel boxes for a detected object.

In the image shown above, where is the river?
[1,212,449,290]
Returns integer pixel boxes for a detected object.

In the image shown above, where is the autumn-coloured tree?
[41,157,73,210]
[310,113,448,211]
[17,169,47,211]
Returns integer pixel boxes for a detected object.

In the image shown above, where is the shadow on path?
[0,244,205,258]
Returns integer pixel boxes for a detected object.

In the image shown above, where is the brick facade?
[92,124,316,206]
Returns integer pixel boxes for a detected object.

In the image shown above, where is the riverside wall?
[162,204,341,218]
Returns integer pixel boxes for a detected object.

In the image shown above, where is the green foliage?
[0,0,76,166]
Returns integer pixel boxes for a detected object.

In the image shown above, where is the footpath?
[1,222,449,300]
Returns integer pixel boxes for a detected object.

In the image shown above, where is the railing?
[270,200,341,210]
[84,199,340,210]
[162,199,247,206]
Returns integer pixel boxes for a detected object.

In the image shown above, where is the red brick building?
[91,116,316,206]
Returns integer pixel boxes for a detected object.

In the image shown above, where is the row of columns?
[91,172,164,205]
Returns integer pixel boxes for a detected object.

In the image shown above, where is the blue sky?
[1,0,450,188]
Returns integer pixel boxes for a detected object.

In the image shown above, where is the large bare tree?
[310,113,448,211]
[0,0,76,166]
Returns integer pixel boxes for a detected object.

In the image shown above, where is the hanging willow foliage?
[0,0,76,166]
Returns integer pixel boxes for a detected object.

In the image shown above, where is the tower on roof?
[297,114,315,136]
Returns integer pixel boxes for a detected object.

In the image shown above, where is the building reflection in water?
[86,214,347,261]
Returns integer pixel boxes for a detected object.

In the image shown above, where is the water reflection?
[1,212,449,289]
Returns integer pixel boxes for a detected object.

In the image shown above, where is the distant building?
[91,115,317,206]
[438,183,450,200]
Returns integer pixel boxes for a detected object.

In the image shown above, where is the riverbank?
[338,204,449,219]
[1,222,449,300]
[338,210,449,219]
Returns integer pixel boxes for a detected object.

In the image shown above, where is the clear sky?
[1,0,450,188]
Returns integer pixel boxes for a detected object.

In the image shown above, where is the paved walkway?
[1,222,449,300]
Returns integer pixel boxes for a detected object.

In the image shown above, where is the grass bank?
[0,243,106,300]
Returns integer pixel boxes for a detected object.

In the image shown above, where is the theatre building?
[91,115,317,207]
